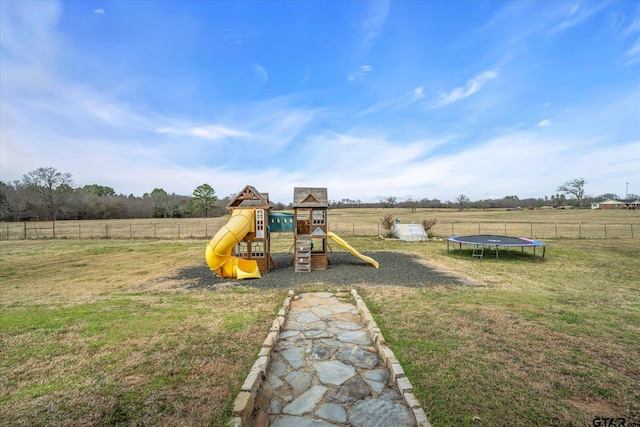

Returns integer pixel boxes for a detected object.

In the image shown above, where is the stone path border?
[227,289,432,427]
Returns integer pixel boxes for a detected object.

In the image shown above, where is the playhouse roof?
[226,185,271,209]
[293,187,328,208]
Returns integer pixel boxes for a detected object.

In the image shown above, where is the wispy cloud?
[432,70,498,108]
[348,65,373,81]
[361,1,390,48]
[357,85,424,117]
[626,38,640,63]
[396,86,425,109]
[155,125,249,140]
[550,2,611,34]
[253,64,269,90]
[622,15,640,64]
[538,119,552,127]
[93,9,105,14]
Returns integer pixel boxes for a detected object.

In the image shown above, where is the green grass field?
[1,212,638,426]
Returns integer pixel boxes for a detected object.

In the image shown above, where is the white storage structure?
[392,223,428,242]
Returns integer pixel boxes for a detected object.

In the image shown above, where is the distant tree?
[557,178,587,207]
[380,196,396,208]
[406,198,418,212]
[0,182,8,220]
[456,194,470,211]
[190,184,217,217]
[597,193,620,201]
[550,193,566,207]
[150,188,176,218]
[83,184,116,197]
[21,167,73,220]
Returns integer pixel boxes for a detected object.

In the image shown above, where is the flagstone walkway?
[232,291,431,427]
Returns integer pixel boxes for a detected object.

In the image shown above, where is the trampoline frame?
[447,234,546,262]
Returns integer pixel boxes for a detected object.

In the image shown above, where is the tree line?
[0,167,227,221]
[1,168,635,222]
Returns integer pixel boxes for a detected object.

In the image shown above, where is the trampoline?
[447,235,546,262]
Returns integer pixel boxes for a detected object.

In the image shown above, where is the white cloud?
[93,9,105,14]
[348,65,373,81]
[538,119,552,127]
[552,2,611,34]
[356,85,424,116]
[253,64,269,89]
[156,125,249,140]
[626,38,640,64]
[361,1,390,48]
[433,70,498,107]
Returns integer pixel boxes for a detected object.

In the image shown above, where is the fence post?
[631,224,634,239]
[53,220,56,239]
[478,223,481,234]
[79,224,81,239]
[504,222,507,235]
[106,224,109,238]
[352,222,355,236]
[130,224,132,239]
[205,224,208,238]
[530,222,533,238]
[604,223,607,238]
[555,223,558,238]
[178,224,181,239]
[579,223,582,239]
[24,222,27,239]
[451,221,454,236]
[154,224,157,239]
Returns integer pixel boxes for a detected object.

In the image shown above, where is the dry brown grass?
[0,239,288,426]
[356,238,639,426]
[2,207,638,240]
[1,233,638,426]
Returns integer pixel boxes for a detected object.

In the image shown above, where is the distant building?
[590,199,639,210]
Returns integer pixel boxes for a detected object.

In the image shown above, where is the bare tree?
[380,196,396,208]
[21,167,73,220]
[557,178,587,207]
[456,194,470,211]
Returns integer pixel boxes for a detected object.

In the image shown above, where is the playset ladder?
[472,245,484,260]
[295,236,312,273]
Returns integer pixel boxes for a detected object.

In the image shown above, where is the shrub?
[422,218,437,237]
[380,214,395,231]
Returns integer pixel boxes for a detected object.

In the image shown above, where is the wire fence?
[0,219,637,240]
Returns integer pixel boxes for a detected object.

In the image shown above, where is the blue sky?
[1,1,639,204]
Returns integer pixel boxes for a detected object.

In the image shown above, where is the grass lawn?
[1,235,638,426]
[354,237,640,426]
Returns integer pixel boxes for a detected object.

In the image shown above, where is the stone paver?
[247,292,420,426]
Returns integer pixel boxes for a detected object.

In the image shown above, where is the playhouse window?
[234,242,248,257]
[312,209,325,225]
[297,210,310,221]
[256,209,265,238]
[311,237,325,253]
[251,241,264,258]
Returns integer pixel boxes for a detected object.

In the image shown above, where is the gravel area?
[169,251,472,290]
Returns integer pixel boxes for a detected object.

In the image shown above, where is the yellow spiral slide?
[205,209,261,279]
